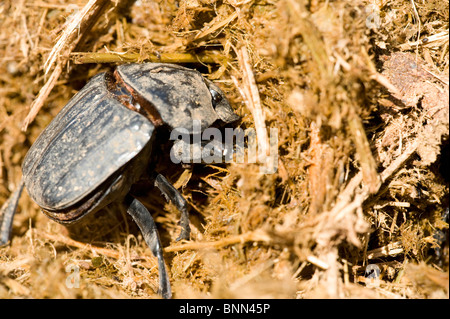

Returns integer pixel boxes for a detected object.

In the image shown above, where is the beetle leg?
[0,179,25,246]
[125,195,172,299]
[153,173,191,241]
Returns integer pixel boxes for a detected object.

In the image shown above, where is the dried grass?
[0,0,448,299]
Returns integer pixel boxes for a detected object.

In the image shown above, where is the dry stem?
[72,52,225,64]
[233,46,270,166]
[165,229,271,252]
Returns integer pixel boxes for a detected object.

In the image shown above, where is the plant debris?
[1,0,448,299]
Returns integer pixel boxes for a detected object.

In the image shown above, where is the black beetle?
[0,63,239,298]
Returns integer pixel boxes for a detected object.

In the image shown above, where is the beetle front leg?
[153,173,191,241]
[125,195,172,299]
[0,179,24,246]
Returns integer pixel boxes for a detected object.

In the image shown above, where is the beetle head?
[116,63,239,134]
[204,78,240,125]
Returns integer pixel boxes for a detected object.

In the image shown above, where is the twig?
[233,46,270,163]
[36,230,157,267]
[407,30,449,48]
[360,48,402,97]
[373,201,411,209]
[307,121,334,214]
[422,67,450,86]
[306,255,329,270]
[37,230,121,259]
[335,138,419,208]
[321,137,420,247]
[410,0,422,45]
[21,63,62,131]
[22,0,110,131]
[41,226,271,259]
[72,52,224,64]
[347,106,380,194]
[33,8,49,49]
[43,0,108,74]
[193,10,238,41]
[367,241,403,259]
[379,139,419,183]
[370,73,401,97]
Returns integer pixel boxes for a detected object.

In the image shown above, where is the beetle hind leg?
[0,179,24,246]
[125,195,172,299]
[153,173,191,241]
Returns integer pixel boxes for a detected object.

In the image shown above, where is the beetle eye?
[210,89,222,107]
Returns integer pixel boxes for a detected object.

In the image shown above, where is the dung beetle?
[0,63,239,298]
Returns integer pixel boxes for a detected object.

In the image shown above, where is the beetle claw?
[154,173,191,241]
[176,220,191,242]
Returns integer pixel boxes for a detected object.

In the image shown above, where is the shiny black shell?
[22,72,155,219]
